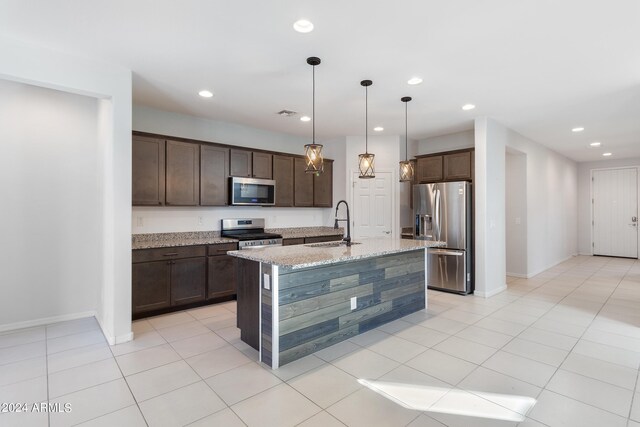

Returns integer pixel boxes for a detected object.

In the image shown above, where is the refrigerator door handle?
[436,189,442,241]
[429,249,464,256]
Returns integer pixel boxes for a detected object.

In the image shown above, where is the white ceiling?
[1,0,639,162]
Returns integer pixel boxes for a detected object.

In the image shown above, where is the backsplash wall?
[132,206,334,234]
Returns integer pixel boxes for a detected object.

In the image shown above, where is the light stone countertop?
[132,226,345,250]
[227,237,445,270]
[132,231,237,250]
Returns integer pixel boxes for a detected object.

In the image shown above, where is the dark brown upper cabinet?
[230,149,273,179]
[413,149,474,184]
[229,149,252,177]
[294,157,314,207]
[416,156,443,183]
[166,140,200,206]
[443,151,472,181]
[313,160,333,207]
[132,136,165,206]
[252,152,273,179]
[200,145,229,206]
[273,155,294,207]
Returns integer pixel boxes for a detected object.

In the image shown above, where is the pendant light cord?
[312,64,315,144]
[405,101,408,161]
[365,85,368,153]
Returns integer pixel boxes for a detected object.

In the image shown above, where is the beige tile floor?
[1,255,640,426]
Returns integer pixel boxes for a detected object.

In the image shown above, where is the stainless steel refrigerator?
[413,181,473,294]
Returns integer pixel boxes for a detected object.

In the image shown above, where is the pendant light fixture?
[304,57,324,174]
[399,96,414,182]
[358,80,375,179]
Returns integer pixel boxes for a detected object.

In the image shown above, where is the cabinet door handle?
[163,253,179,257]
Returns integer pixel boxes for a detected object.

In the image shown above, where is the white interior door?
[592,168,638,258]
[352,171,393,238]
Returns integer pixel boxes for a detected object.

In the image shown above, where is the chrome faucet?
[334,200,351,246]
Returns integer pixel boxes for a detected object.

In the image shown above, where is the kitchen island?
[228,238,444,369]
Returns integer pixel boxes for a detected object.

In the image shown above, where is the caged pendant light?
[358,80,375,179]
[304,57,324,174]
[399,96,414,182]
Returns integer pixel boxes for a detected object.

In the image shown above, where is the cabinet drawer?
[133,246,206,263]
[207,242,239,256]
[282,238,305,246]
[304,235,343,244]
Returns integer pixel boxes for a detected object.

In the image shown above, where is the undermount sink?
[305,241,361,248]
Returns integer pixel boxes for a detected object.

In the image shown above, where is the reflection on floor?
[1,255,640,427]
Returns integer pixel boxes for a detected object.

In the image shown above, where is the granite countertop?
[132,226,345,250]
[267,226,344,239]
[132,231,237,250]
[227,237,445,270]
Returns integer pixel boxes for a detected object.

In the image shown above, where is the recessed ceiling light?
[462,104,475,111]
[300,116,311,122]
[373,126,384,132]
[198,90,213,98]
[407,77,423,85]
[590,142,601,147]
[572,127,584,132]
[603,152,612,157]
[293,19,314,33]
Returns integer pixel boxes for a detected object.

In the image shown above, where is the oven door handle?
[240,244,281,250]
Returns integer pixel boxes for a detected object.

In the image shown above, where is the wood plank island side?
[229,239,442,369]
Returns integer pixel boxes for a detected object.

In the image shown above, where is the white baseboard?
[95,314,134,345]
[506,272,528,278]
[475,284,507,298]
[526,254,575,278]
[0,311,97,333]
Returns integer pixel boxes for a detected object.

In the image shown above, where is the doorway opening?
[505,148,528,278]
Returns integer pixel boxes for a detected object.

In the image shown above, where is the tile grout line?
[45,325,50,427]
[527,257,635,424]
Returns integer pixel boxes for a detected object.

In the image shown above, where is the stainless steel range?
[221,218,282,249]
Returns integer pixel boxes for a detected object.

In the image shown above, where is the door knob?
[632,216,638,222]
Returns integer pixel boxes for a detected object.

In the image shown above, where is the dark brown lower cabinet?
[282,237,305,246]
[132,261,171,314]
[207,255,236,299]
[133,243,238,318]
[304,235,343,244]
[236,258,260,350]
[171,257,206,306]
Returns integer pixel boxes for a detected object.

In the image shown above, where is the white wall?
[0,36,132,342]
[505,151,528,276]
[0,80,101,327]
[418,130,474,155]
[474,118,507,296]
[577,157,640,255]
[132,106,344,233]
[506,128,578,277]
[475,118,577,295]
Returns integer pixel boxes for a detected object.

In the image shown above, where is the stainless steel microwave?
[229,177,276,206]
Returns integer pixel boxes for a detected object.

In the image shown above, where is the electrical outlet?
[136,217,143,227]
[350,297,357,310]
[263,274,271,290]
[515,217,521,225]
[198,216,203,226]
